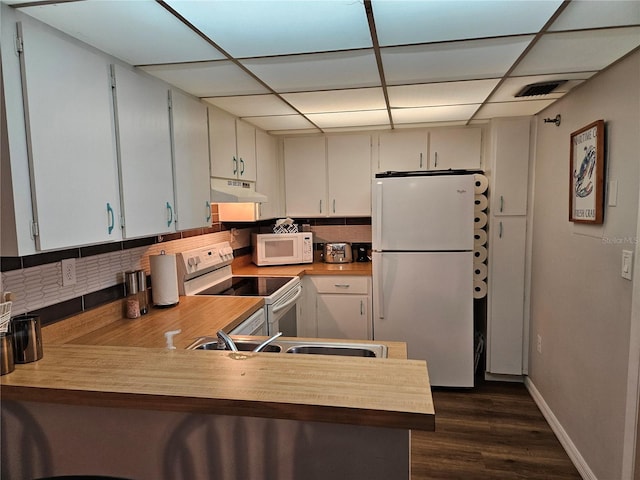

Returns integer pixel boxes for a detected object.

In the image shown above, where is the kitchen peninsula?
[1,266,434,480]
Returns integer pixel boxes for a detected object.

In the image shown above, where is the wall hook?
[544,114,561,127]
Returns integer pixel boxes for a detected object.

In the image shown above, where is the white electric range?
[176,242,302,336]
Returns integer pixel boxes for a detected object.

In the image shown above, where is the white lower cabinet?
[487,216,527,375]
[308,276,372,340]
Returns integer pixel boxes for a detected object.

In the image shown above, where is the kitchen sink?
[186,336,387,358]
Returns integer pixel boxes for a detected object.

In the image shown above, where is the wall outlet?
[61,258,77,286]
[536,334,542,354]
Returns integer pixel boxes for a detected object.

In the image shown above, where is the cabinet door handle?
[334,284,350,288]
[233,156,238,175]
[434,152,438,168]
[107,203,115,234]
[240,158,245,175]
[360,300,364,316]
[319,199,323,213]
[333,199,336,213]
[205,201,211,222]
[499,221,503,238]
[419,152,423,169]
[166,202,173,227]
[500,195,504,213]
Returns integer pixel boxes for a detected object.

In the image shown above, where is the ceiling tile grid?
[7,0,640,133]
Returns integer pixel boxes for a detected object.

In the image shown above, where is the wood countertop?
[0,344,434,431]
[3,261,434,432]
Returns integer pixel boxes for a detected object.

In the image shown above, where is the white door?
[372,174,474,251]
[284,136,327,217]
[327,134,372,216]
[429,127,482,170]
[236,119,257,182]
[112,65,174,238]
[378,130,427,172]
[170,90,211,231]
[208,106,237,179]
[317,295,371,340]
[19,21,122,250]
[373,251,474,387]
[256,130,281,220]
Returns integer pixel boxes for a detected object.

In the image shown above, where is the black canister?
[0,332,15,375]
[10,314,43,364]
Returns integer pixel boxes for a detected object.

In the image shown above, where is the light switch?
[622,250,633,280]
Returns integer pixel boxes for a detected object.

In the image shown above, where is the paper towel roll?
[474,211,487,229]
[474,174,488,194]
[150,253,179,307]
[473,280,487,299]
[474,245,488,263]
[473,262,488,281]
[474,229,487,247]
[474,194,488,212]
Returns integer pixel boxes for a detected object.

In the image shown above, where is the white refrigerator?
[372,172,475,387]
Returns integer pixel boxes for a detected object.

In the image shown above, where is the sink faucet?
[253,332,283,352]
[216,330,238,352]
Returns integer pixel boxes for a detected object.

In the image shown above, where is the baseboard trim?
[484,372,524,383]
[525,377,595,480]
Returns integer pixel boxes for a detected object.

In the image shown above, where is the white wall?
[528,50,640,479]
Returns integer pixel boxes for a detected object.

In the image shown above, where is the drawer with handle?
[311,276,370,294]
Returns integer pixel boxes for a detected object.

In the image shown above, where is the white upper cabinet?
[17,20,122,251]
[284,134,372,217]
[255,130,282,220]
[209,106,256,182]
[169,89,211,231]
[490,117,531,216]
[112,64,175,238]
[327,134,372,216]
[284,136,327,217]
[378,130,427,172]
[429,127,482,171]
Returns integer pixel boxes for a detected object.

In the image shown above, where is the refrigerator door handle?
[374,255,384,319]
[375,181,383,248]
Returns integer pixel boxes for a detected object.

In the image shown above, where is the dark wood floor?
[412,380,582,479]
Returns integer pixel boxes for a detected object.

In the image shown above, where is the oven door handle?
[272,285,303,313]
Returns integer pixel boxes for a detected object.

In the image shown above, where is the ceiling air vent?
[515,80,567,98]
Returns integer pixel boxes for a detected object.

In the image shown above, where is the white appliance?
[372,171,475,387]
[176,242,302,336]
[252,232,313,266]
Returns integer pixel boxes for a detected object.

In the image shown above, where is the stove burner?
[195,276,293,297]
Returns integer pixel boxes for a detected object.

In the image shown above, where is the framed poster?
[569,120,605,224]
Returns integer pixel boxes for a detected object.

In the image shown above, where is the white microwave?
[252,232,314,266]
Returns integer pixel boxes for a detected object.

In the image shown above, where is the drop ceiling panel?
[388,80,500,108]
[16,0,225,65]
[282,88,386,114]
[141,61,268,97]
[306,110,390,129]
[242,115,319,132]
[241,50,380,92]
[164,0,372,58]
[372,0,564,45]
[513,27,640,76]
[474,100,556,119]
[203,95,297,117]
[392,104,480,125]
[381,36,534,85]
[491,73,596,103]
[549,0,640,31]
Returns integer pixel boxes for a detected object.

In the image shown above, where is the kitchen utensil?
[0,332,15,375]
[323,243,353,263]
[10,314,43,364]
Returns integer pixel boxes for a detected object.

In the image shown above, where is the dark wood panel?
[412,381,582,480]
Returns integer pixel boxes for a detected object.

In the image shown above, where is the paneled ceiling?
[6,0,640,134]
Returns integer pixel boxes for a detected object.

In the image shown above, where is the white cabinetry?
[429,127,482,170]
[378,130,427,172]
[255,130,282,220]
[487,216,527,375]
[309,276,372,340]
[284,135,371,217]
[490,118,530,216]
[16,20,122,251]
[486,117,531,377]
[112,65,175,239]
[169,89,211,231]
[209,106,256,182]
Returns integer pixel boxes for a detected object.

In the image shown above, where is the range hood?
[210,178,268,203]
